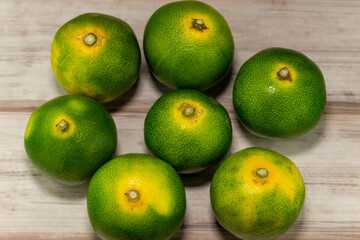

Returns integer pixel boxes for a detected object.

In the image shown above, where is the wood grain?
[0,0,359,239]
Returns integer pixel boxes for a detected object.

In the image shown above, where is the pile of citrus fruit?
[24,1,326,240]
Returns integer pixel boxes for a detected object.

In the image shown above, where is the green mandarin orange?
[144,89,232,173]
[144,0,234,91]
[233,47,326,138]
[51,13,141,103]
[24,95,117,184]
[210,147,305,240]
[87,153,186,240]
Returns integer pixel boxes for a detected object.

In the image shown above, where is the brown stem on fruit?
[83,33,97,46]
[56,119,69,132]
[277,67,292,81]
[191,19,208,31]
[256,168,269,179]
[126,190,140,202]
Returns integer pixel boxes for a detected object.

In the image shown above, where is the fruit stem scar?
[191,19,208,31]
[83,33,97,46]
[277,67,292,81]
[56,119,69,132]
[256,168,269,179]
[183,107,195,117]
[126,190,140,202]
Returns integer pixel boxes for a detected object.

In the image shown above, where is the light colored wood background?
[0,0,359,239]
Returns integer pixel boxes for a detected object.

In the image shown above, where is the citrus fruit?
[87,153,186,240]
[51,13,141,103]
[143,1,234,91]
[210,147,305,240]
[24,95,117,184]
[144,89,232,173]
[233,47,326,138]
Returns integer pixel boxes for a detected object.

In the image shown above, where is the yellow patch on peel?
[24,114,35,140]
[70,27,109,56]
[50,45,60,68]
[273,64,297,87]
[173,100,205,128]
[183,14,214,39]
[66,99,87,112]
[232,155,301,232]
[58,69,102,97]
[239,155,299,202]
[52,115,75,138]
[117,171,171,216]
[237,197,258,233]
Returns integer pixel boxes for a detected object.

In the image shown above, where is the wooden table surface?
[1,0,359,239]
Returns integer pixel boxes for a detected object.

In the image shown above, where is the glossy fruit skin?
[144,89,232,173]
[24,95,117,185]
[144,1,234,91]
[210,147,305,240]
[233,47,326,138]
[51,13,141,103]
[87,153,186,240]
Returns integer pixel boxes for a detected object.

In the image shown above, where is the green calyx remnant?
[183,107,196,118]
[83,33,97,46]
[126,190,140,202]
[191,19,208,31]
[277,67,292,81]
[256,168,269,179]
[56,119,69,132]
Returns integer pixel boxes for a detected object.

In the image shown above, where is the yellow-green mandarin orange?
[210,147,305,240]
[144,1,234,91]
[144,89,232,173]
[51,13,141,103]
[87,153,186,240]
[233,47,326,138]
[24,95,117,184]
